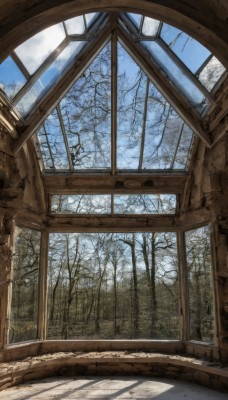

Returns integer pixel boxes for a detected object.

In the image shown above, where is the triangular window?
[36,38,193,172]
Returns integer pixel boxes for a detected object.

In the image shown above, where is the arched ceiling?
[0,0,228,66]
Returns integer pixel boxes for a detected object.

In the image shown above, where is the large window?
[9,227,41,344]
[47,232,179,340]
[8,225,215,344]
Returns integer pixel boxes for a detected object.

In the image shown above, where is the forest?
[9,226,214,344]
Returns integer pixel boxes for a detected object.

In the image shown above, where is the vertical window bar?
[138,77,150,171]
[37,230,49,341]
[56,104,74,171]
[111,32,117,175]
[177,230,190,340]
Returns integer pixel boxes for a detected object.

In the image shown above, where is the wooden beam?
[37,230,48,341]
[13,23,113,155]
[117,25,212,148]
[43,174,188,194]
[177,231,189,341]
[47,215,179,232]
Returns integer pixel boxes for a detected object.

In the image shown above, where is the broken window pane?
[0,56,27,99]
[9,227,41,344]
[114,194,176,214]
[51,194,111,214]
[185,225,214,344]
[160,24,211,74]
[15,23,66,75]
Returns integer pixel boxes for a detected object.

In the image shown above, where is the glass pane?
[0,56,27,99]
[43,108,69,169]
[65,16,85,35]
[16,41,85,116]
[36,126,55,169]
[143,86,184,169]
[85,13,99,27]
[117,43,146,169]
[9,227,41,344]
[128,13,142,28]
[199,56,226,92]
[51,194,111,214]
[142,41,208,113]
[15,23,66,75]
[59,43,111,169]
[142,17,160,37]
[47,232,179,339]
[114,194,176,214]
[185,226,214,343]
[173,123,193,170]
[161,24,211,74]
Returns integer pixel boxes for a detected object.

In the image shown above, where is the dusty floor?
[0,376,227,399]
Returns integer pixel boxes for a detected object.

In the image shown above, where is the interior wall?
[0,0,227,362]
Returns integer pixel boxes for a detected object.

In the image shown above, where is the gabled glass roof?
[36,39,193,172]
[0,11,226,174]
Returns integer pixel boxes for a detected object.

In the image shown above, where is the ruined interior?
[0,0,228,393]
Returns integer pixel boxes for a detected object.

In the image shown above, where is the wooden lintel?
[47,215,179,232]
[13,24,112,155]
[43,174,187,194]
[117,25,212,148]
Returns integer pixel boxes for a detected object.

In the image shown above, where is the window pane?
[9,227,41,344]
[199,56,226,92]
[114,194,176,214]
[51,194,111,214]
[47,232,179,339]
[59,43,111,169]
[117,43,146,169]
[42,108,69,169]
[0,56,27,99]
[185,226,214,343]
[16,41,85,116]
[36,126,55,169]
[173,123,193,169]
[142,17,160,37]
[142,85,189,170]
[160,24,211,74]
[142,41,208,113]
[85,13,99,27]
[128,13,142,28]
[14,23,66,75]
[65,16,85,35]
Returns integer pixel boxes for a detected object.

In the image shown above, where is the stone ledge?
[0,351,227,392]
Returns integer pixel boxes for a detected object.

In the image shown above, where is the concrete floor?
[0,376,227,399]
